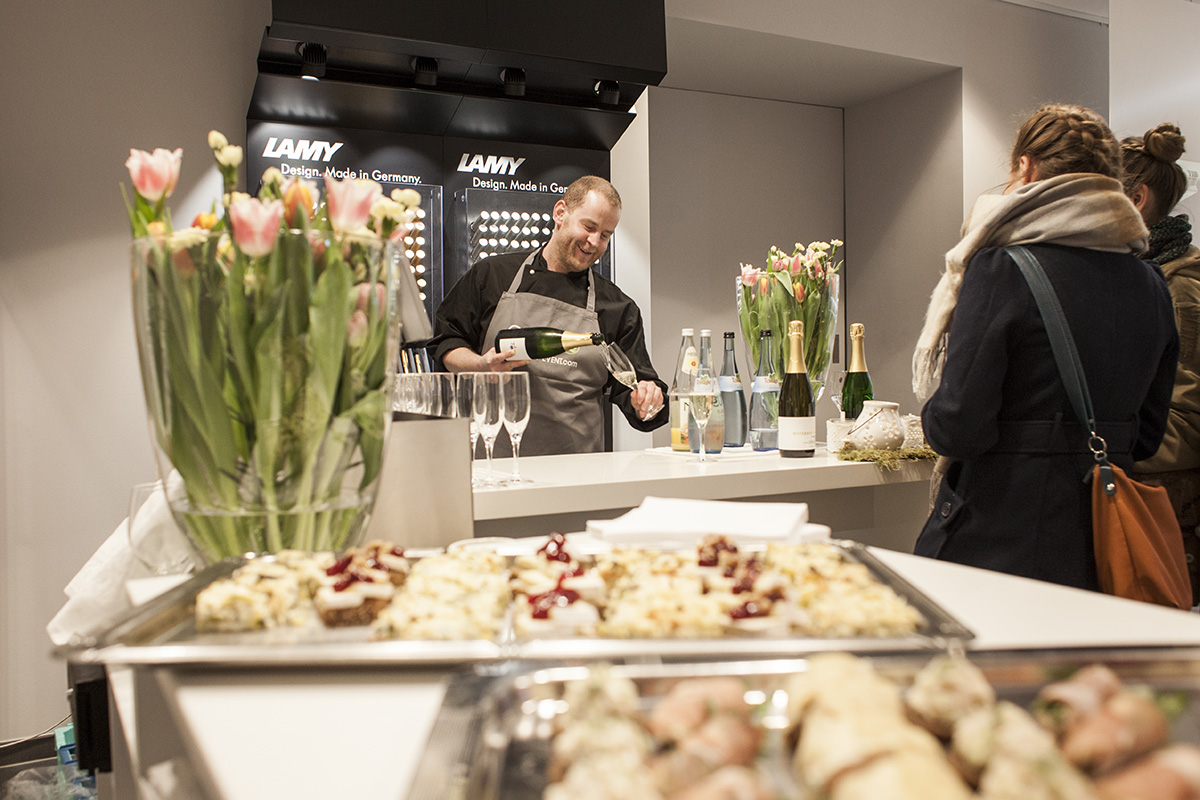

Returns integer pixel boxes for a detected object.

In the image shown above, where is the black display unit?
[445,187,613,294]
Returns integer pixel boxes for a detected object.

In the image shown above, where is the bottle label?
[717,375,739,393]
[751,375,779,393]
[778,417,816,451]
[498,336,531,361]
[683,346,699,374]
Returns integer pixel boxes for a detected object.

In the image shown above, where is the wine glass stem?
[510,434,521,482]
[697,422,708,462]
[485,436,496,477]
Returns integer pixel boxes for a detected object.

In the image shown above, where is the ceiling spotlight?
[412,56,438,87]
[297,42,326,81]
[501,68,526,98]
[594,80,620,106]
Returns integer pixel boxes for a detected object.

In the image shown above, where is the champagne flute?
[456,373,483,486]
[599,342,638,389]
[501,372,531,484]
[473,372,505,485]
[688,367,717,463]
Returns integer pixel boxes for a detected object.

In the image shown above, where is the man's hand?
[631,380,665,421]
[443,346,529,373]
[481,348,529,372]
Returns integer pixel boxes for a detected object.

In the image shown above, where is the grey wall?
[646,88,845,432]
[663,0,1110,212]
[1,0,271,739]
[845,71,965,407]
[1109,0,1200,224]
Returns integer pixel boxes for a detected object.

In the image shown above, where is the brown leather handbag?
[1008,245,1191,610]
[1091,461,1191,609]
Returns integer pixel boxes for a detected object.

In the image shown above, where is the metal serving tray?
[65,553,501,668]
[409,647,1200,800]
[64,540,971,668]
[510,540,973,661]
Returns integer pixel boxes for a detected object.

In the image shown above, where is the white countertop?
[472,447,933,520]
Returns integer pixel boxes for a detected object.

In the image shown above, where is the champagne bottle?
[748,330,779,451]
[688,330,724,454]
[779,320,816,458]
[494,327,602,360]
[669,328,698,451]
[840,322,874,420]
[720,331,748,447]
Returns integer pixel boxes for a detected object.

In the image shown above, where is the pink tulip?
[789,253,803,275]
[125,148,183,202]
[740,264,760,286]
[346,309,369,348]
[324,176,382,233]
[228,197,284,258]
[354,282,387,315]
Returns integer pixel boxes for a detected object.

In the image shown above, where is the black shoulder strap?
[1005,245,1114,491]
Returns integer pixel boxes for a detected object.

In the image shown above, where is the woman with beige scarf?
[912,104,1178,590]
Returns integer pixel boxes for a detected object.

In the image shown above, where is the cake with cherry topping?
[313,556,395,627]
[347,539,410,587]
[511,533,608,638]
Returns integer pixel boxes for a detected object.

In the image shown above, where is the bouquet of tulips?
[737,240,842,397]
[123,132,421,561]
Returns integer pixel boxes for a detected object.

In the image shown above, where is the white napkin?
[47,475,200,646]
[586,496,829,547]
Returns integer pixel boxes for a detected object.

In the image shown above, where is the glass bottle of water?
[748,329,779,451]
[669,328,697,451]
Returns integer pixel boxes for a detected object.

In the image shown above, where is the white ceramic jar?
[846,400,905,450]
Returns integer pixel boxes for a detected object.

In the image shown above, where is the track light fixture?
[594,79,620,106]
[501,68,526,98]
[297,42,326,80]
[412,56,438,87]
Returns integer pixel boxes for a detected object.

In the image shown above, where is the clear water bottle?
[748,329,779,451]
[669,328,698,451]
[689,330,724,454]
[720,331,748,447]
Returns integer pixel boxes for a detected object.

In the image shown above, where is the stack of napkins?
[586,496,831,548]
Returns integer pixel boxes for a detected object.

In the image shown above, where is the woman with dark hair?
[1122,123,1200,604]
[912,104,1179,590]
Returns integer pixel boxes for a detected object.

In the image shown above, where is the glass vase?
[131,229,402,563]
[736,271,839,402]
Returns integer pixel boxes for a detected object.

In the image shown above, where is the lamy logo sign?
[456,153,526,175]
[261,138,345,162]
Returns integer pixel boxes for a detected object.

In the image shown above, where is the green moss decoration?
[836,444,939,471]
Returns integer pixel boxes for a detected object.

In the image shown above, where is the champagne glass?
[599,342,638,389]
[688,367,718,463]
[501,372,531,484]
[473,372,505,485]
[456,373,483,486]
[433,372,456,418]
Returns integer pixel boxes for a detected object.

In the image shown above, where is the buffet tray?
[63,554,501,668]
[64,540,972,668]
[409,647,1200,800]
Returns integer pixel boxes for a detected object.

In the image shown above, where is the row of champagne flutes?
[394,371,532,486]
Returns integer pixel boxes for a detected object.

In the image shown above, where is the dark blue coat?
[915,244,1178,590]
